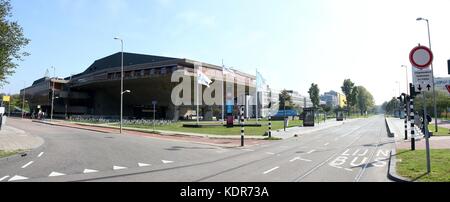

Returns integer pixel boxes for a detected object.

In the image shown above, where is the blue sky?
[2,0,450,105]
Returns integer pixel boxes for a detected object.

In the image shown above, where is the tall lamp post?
[401,65,410,95]
[50,66,56,122]
[417,17,438,132]
[114,37,124,134]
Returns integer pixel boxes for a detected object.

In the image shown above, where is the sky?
[2,0,450,105]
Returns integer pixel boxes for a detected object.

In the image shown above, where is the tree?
[308,83,320,108]
[383,98,400,116]
[279,90,293,110]
[414,90,450,118]
[0,0,30,86]
[341,79,358,116]
[356,86,375,115]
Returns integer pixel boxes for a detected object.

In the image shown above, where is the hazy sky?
[2,0,450,105]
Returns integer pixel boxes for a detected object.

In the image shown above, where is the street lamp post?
[417,17,438,132]
[50,66,55,122]
[114,37,124,134]
[401,65,410,95]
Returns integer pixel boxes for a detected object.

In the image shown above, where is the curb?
[32,120,110,134]
[387,149,412,182]
[385,117,395,138]
[54,121,266,140]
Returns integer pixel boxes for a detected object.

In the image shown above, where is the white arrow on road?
[138,163,151,167]
[83,169,99,174]
[162,160,174,164]
[113,166,128,170]
[8,175,28,182]
[49,172,66,177]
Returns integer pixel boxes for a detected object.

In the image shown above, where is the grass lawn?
[0,150,18,159]
[428,124,450,136]
[396,149,450,182]
[118,120,303,136]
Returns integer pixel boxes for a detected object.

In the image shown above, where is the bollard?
[404,96,408,140]
[240,107,245,147]
[410,99,415,151]
[268,114,272,138]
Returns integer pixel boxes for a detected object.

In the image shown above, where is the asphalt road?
[0,115,394,182]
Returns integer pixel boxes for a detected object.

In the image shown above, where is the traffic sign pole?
[422,94,431,173]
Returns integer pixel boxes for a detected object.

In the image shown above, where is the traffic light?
[409,83,420,99]
[448,59,450,75]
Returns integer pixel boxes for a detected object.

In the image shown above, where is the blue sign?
[226,105,233,114]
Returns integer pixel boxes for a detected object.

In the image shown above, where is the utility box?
[336,110,344,121]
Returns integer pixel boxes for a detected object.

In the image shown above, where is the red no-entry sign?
[410,45,434,69]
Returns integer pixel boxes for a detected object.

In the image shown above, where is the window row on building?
[107,66,178,80]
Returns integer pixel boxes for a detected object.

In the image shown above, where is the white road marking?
[49,172,66,177]
[83,169,99,174]
[8,175,28,182]
[162,160,174,164]
[138,163,151,167]
[299,157,312,162]
[345,168,353,172]
[21,161,34,169]
[37,152,44,158]
[290,157,301,162]
[113,166,128,170]
[263,166,280,175]
[241,149,254,152]
[0,175,9,182]
[307,150,316,154]
[266,152,275,155]
[324,143,330,146]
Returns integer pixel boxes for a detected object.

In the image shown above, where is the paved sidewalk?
[272,119,359,139]
[0,124,44,151]
[387,117,450,150]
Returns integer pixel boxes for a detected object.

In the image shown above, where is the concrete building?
[21,52,256,121]
[320,90,347,108]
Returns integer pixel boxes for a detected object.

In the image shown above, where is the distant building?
[435,77,450,92]
[320,90,347,108]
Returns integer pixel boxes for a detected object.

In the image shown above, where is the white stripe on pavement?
[8,175,28,182]
[49,172,66,177]
[324,143,330,146]
[21,161,34,169]
[83,169,99,174]
[138,163,151,167]
[162,160,174,164]
[263,167,280,175]
[266,152,275,155]
[241,149,254,152]
[113,166,128,170]
[0,175,9,182]
[37,152,44,158]
[307,150,316,154]
[290,157,300,162]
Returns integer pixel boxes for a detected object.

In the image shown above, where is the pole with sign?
[409,44,432,173]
